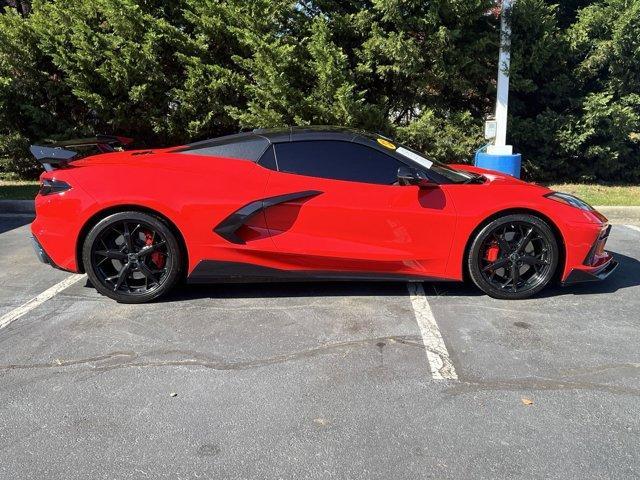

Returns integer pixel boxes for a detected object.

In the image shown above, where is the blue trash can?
[474,145,522,178]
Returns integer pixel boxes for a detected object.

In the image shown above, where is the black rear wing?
[30,135,133,171]
[29,145,78,172]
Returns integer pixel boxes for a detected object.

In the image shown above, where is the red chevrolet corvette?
[29,127,617,303]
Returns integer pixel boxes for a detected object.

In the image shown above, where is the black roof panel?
[173,126,392,161]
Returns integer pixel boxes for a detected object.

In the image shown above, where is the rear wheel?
[467,214,558,299]
[82,211,181,303]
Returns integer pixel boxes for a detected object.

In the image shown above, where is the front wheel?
[82,211,182,303]
[467,214,559,299]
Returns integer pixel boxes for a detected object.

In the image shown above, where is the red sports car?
[29,127,617,303]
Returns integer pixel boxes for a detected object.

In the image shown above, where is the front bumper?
[562,223,618,285]
[562,257,619,285]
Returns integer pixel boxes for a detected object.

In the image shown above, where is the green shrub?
[0,0,638,181]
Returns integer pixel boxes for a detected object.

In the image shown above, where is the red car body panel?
[30,131,615,288]
[262,170,457,278]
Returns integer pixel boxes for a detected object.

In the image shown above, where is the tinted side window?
[178,137,269,161]
[257,145,277,170]
[274,141,404,185]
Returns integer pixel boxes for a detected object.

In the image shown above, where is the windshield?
[394,143,476,184]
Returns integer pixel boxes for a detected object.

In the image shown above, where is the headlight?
[544,192,593,211]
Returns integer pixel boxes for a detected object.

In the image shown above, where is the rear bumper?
[31,235,52,265]
[30,234,71,272]
[31,177,96,272]
[562,256,618,285]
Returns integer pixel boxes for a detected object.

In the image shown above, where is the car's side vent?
[214,190,323,244]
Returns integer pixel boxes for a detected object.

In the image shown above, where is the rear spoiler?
[30,135,134,171]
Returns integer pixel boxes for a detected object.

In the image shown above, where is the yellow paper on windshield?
[377,138,396,150]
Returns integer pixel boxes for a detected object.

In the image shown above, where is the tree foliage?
[509,0,640,181]
[0,0,638,181]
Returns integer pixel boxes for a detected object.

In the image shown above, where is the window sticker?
[396,147,433,169]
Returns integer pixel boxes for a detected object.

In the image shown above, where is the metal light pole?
[476,0,522,177]
[488,0,513,155]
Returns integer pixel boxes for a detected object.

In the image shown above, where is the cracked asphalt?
[1,216,639,479]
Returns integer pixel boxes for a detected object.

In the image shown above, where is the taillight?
[39,179,71,196]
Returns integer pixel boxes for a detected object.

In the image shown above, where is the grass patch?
[547,183,640,206]
[0,180,39,200]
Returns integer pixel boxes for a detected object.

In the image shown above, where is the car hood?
[448,163,551,190]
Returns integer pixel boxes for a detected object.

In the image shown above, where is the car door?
[259,140,458,278]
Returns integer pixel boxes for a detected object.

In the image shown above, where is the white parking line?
[407,283,458,380]
[0,274,85,330]
[625,224,640,233]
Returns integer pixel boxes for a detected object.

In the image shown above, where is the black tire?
[82,211,182,303]
[467,214,559,300]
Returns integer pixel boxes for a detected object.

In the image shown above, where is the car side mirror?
[398,166,432,187]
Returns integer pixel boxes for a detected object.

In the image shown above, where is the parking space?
[0,217,639,479]
[0,216,71,318]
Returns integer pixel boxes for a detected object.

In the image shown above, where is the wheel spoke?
[131,224,143,251]
[122,222,133,252]
[138,240,167,257]
[521,255,546,266]
[483,257,509,272]
[137,262,159,284]
[114,263,132,291]
[516,228,535,253]
[94,249,127,261]
[494,232,510,253]
[510,263,520,292]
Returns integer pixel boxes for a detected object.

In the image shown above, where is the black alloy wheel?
[83,211,182,303]
[467,214,559,299]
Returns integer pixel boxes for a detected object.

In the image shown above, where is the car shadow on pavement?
[543,251,640,298]
[0,215,33,235]
[154,251,639,303]
[162,280,410,302]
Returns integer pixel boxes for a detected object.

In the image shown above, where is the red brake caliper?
[485,241,500,263]
[144,231,165,269]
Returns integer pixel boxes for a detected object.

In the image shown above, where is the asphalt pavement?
[0,215,639,479]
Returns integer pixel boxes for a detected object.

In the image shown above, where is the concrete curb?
[0,200,35,214]
[0,200,638,223]
[594,206,640,217]
[595,206,640,226]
